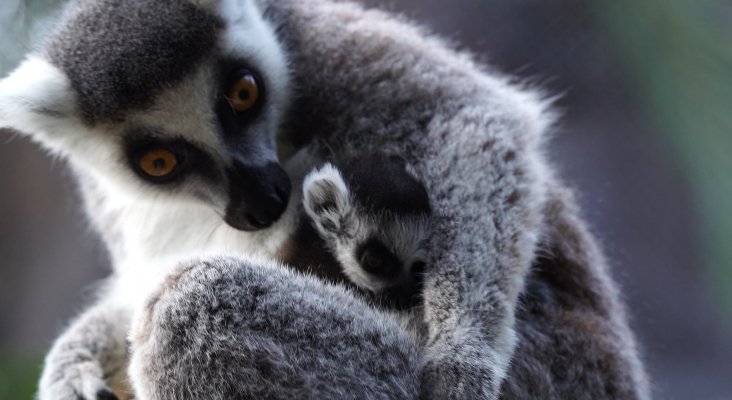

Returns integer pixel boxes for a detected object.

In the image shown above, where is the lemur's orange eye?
[139,149,178,178]
[227,72,260,112]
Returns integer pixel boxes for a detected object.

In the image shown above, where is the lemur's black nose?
[225,161,291,231]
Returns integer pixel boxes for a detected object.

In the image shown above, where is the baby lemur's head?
[298,153,431,307]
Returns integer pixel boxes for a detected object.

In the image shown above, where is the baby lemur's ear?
[0,56,78,151]
[303,163,352,215]
[303,163,354,232]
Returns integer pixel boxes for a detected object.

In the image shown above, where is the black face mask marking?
[124,133,220,186]
[356,237,403,279]
[216,61,268,141]
[211,61,289,231]
[47,0,222,122]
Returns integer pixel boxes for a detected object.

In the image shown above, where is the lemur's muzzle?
[224,161,291,231]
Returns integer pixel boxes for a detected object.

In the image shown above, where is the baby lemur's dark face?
[283,153,431,308]
[338,154,430,282]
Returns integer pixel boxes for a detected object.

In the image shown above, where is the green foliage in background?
[596,0,732,319]
[0,355,41,400]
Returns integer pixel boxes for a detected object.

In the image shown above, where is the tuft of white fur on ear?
[0,55,77,145]
[302,163,353,226]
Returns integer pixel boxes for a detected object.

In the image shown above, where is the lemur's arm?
[284,128,547,399]
[38,299,130,400]
[413,100,548,399]
[396,39,544,400]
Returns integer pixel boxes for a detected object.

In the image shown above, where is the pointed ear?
[0,55,78,148]
[303,163,353,219]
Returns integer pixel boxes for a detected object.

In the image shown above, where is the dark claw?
[96,389,119,400]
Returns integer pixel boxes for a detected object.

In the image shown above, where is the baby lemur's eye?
[356,238,402,279]
[138,148,178,180]
[411,261,426,275]
[227,70,260,112]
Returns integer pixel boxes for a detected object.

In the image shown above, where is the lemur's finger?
[96,388,119,400]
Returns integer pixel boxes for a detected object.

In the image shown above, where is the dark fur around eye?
[355,237,403,279]
[123,132,220,185]
[216,61,267,135]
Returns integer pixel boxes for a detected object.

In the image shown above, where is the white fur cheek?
[109,257,181,312]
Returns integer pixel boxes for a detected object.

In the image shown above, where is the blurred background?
[1,0,731,398]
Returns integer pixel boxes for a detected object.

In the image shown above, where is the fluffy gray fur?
[129,186,648,400]
[264,1,559,397]
[0,0,650,398]
[46,0,221,122]
[140,0,653,394]
[130,257,421,400]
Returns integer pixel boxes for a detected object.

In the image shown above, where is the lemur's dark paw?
[96,388,119,400]
[302,163,353,234]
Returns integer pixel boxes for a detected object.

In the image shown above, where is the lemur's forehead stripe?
[46,0,222,123]
[342,154,431,216]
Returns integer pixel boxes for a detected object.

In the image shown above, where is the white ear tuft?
[0,55,76,142]
[302,163,352,219]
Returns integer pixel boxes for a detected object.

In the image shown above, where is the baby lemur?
[281,152,431,310]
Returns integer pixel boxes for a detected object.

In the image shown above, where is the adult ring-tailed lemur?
[0,0,649,399]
